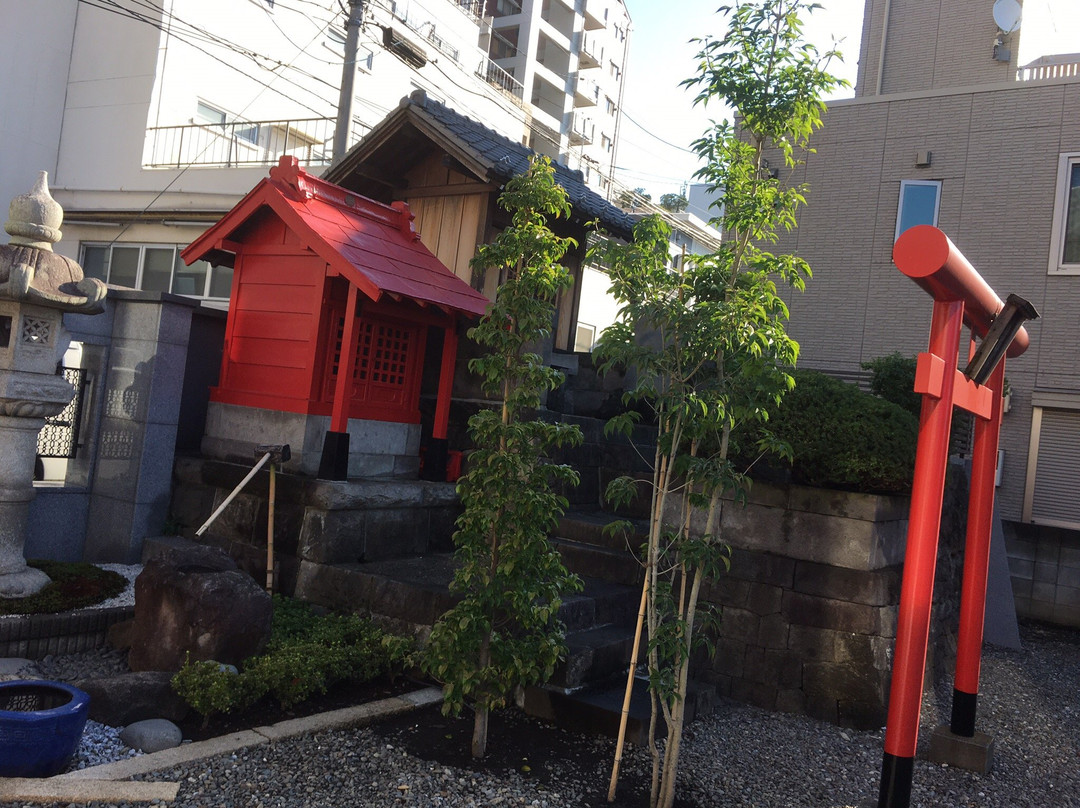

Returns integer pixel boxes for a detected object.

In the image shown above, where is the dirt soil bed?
[369,701,697,808]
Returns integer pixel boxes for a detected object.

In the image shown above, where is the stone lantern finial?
[5,171,63,251]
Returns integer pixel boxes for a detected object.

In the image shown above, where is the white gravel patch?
[81,564,141,611]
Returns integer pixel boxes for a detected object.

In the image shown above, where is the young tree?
[595,3,844,806]
[423,157,583,760]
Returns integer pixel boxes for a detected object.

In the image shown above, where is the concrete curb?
[0,778,179,804]
[0,686,442,804]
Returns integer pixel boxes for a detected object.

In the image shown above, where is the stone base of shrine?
[201,402,421,479]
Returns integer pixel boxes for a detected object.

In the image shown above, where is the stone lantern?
[0,172,106,597]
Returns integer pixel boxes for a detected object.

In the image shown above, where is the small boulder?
[107,617,135,651]
[120,719,183,753]
[0,658,39,682]
[76,671,189,725]
[128,545,272,672]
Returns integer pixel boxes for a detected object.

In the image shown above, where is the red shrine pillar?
[420,320,459,481]
[319,285,361,480]
[877,226,1036,808]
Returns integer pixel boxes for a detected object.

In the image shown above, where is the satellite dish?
[993,0,1022,33]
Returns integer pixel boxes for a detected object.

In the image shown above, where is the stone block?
[77,671,188,725]
[782,591,882,634]
[787,624,838,662]
[699,576,751,608]
[712,637,746,678]
[729,552,796,588]
[838,699,886,731]
[747,582,784,615]
[363,509,431,561]
[730,677,776,710]
[928,725,994,774]
[775,688,805,715]
[793,561,900,606]
[83,497,136,563]
[803,661,885,712]
[298,509,366,564]
[719,606,760,641]
[757,613,790,649]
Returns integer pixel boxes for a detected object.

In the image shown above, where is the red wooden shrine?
[182,156,489,478]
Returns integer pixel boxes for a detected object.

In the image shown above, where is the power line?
[77,0,338,116]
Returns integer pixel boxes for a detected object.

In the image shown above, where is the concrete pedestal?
[0,415,51,596]
[928,724,995,774]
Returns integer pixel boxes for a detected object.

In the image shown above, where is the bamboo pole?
[265,461,276,594]
[608,568,649,802]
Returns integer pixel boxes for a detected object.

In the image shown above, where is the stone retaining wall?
[677,470,967,730]
[169,456,461,594]
[0,606,133,660]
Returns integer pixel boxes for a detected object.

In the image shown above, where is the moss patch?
[0,561,127,616]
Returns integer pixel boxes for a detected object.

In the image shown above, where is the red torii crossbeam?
[877,225,1037,808]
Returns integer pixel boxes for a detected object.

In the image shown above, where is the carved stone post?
[0,172,106,597]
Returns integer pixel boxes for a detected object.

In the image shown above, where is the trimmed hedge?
[750,369,918,495]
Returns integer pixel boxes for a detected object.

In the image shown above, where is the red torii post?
[877,225,1038,808]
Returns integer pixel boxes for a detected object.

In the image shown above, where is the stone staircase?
[290,508,680,737]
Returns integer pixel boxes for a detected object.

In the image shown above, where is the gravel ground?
[0,620,1073,808]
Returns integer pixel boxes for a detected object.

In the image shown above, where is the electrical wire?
[87,1,337,246]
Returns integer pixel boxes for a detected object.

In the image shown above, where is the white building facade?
[2,0,629,305]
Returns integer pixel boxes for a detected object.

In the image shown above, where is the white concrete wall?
[0,1,77,217]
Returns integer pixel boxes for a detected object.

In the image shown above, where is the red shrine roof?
[182,156,489,317]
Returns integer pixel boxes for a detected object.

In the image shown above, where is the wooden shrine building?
[182,155,489,480]
[324,89,635,356]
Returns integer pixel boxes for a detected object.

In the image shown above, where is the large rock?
[120,719,183,753]
[128,545,272,672]
[76,671,189,725]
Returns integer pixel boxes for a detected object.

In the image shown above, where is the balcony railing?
[476,56,525,104]
[451,0,485,23]
[1017,53,1080,82]
[144,118,367,169]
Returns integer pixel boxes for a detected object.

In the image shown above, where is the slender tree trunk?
[472,633,491,759]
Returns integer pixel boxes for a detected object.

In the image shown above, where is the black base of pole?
[878,752,914,808]
[420,437,449,482]
[318,430,350,481]
[950,688,978,737]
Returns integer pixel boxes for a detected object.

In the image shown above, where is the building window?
[895,179,941,241]
[574,322,596,352]
[80,243,232,300]
[196,102,227,126]
[605,96,616,116]
[609,61,621,81]
[1048,153,1080,274]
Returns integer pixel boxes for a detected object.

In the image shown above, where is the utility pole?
[333,0,364,162]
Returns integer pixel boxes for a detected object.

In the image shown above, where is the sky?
[615,0,1080,200]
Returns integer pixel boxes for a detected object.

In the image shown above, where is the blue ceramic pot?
[0,680,90,777]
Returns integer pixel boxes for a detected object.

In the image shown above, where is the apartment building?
[484,0,630,195]
[2,0,609,306]
[770,0,1080,625]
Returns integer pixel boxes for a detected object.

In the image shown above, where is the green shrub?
[172,596,414,720]
[751,369,919,495]
[0,561,127,616]
[861,352,920,417]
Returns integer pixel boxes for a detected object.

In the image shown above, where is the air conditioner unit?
[382,26,428,68]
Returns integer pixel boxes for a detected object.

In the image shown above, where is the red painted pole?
[330,285,361,434]
[432,321,459,441]
[878,298,964,808]
[950,358,1006,736]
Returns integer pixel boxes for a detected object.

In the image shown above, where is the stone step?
[294,553,639,637]
[556,509,649,553]
[551,623,637,690]
[524,676,718,745]
[551,537,644,589]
